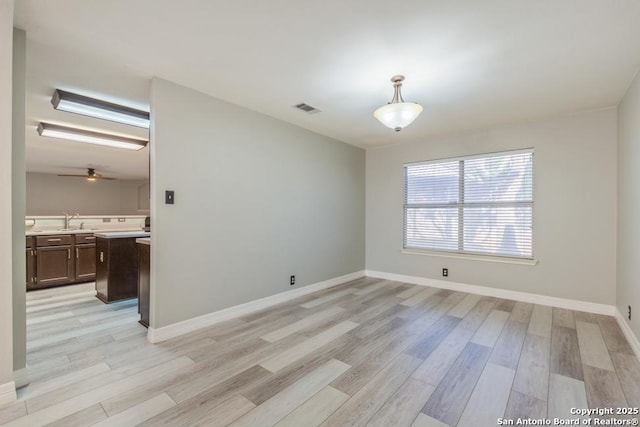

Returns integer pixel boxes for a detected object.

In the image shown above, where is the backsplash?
[25,215,146,233]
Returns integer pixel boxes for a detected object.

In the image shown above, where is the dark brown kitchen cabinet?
[137,241,150,327]
[26,237,36,289]
[75,245,96,281]
[96,236,139,303]
[35,245,74,289]
[74,234,96,282]
[36,234,73,247]
[26,233,98,291]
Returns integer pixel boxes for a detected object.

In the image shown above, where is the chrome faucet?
[63,212,80,229]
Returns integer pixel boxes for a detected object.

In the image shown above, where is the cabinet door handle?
[76,248,79,259]
[48,238,62,242]
[68,248,71,260]
[86,237,95,240]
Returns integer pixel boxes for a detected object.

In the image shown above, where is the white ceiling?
[14,0,640,179]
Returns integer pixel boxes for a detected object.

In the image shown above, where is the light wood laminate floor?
[2,278,639,426]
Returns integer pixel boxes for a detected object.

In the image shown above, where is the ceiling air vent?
[294,103,321,114]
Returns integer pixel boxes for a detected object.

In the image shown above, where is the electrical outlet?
[442,268,448,277]
[290,275,296,286]
[118,218,126,222]
[629,305,632,320]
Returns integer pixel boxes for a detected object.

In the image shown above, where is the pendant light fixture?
[373,75,423,132]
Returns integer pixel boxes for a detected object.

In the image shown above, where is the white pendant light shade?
[374,75,423,131]
[374,102,423,131]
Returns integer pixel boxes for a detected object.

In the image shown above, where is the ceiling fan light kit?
[374,75,423,132]
[58,167,115,181]
[37,122,148,151]
[86,168,98,181]
[51,89,150,128]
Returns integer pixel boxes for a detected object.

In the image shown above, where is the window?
[404,149,533,259]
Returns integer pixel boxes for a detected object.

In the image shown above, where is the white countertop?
[26,228,144,237]
[94,231,151,239]
[136,237,151,245]
[26,215,146,220]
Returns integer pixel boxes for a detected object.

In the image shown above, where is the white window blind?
[404,149,533,259]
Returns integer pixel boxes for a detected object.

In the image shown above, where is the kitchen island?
[95,231,150,303]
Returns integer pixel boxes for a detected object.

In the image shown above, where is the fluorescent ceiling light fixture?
[37,122,148,151]
[51,89,150,128]
[374,75,423,132]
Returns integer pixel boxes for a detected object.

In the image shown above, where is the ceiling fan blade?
[58,168,116,180]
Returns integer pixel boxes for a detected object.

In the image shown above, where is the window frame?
[403,148,534,261]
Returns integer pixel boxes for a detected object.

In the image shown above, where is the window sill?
[401,249,538,266]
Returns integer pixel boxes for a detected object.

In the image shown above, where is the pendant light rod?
[389,75,406,104]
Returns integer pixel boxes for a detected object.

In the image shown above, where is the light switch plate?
[165,190,175,205]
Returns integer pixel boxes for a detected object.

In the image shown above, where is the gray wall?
[26,173,149,216]
[617,70,640,339]
[12,28,26,385]
[150,78,365,328]
[1,0,15,396]
[366,109,617,305]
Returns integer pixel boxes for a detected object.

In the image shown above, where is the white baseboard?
[147,270,366,343]
[13,367,30,389]
[0,381,16,407]
[615,309,640,360]
[365,270,616,316]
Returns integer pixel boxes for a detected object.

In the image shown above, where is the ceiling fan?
[57,168,116,181]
